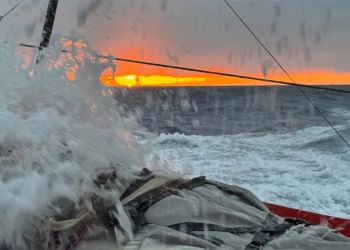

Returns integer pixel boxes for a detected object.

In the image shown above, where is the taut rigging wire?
[223,0,350,151]
[13,42,350,94]
[0,0,24,22]
[2,0,350,149]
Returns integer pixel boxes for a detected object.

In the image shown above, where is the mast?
[37,0,59,63]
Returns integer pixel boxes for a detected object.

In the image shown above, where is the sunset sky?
[1,0,350,86]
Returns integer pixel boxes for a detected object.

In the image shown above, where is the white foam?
[144,126,350,219]
[0,40,143,246]
[1,34,349,247]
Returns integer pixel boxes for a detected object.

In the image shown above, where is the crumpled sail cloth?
[17,168,350,250]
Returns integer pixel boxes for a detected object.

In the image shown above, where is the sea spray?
[0,38,143,247]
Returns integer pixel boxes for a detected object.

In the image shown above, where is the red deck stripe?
[265,202,350,238]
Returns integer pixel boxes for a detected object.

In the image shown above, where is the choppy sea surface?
[1,41,350,246]
[116,86,350,218]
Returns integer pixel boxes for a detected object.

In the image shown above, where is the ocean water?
[1,39,350,247]
[115,86,350,218]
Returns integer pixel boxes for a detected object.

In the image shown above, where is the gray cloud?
[1,0,350,72]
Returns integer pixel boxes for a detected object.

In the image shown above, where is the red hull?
[265,203,350,238]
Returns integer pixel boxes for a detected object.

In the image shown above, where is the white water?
[0,40,143,246]
[141,125,350,219]
[1,36,350,248]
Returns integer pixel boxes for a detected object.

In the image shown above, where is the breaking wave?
[0,39,143,246]
[142,125,350,218]
[1,35,350,247]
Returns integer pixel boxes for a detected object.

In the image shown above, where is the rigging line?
[15,42,350,94]
[0,0,24,22]
[223,0,350,151]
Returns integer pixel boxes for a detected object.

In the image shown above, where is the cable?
[0,0,24,22]
[16,42,350,94]
[2,1,348,149]
[223,0,350,151]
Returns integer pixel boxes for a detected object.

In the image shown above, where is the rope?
[15,42,350,94]
[0,0,24,22]
[223,0,350,151]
